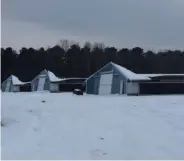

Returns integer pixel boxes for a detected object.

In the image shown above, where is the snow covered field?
[1,92,184,160]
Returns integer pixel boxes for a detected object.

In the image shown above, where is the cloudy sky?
[1,0,184,51]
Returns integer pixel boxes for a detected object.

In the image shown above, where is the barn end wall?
[89,73,125,95]
[86,62,129,95]
[86,63,113,94]
[32,77,50,91]
[2,77,12,92]
[31,70,49,91]
[1,80,7,92]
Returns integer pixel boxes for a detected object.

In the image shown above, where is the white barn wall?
[126,82,140,95]
[37,77,46,91]
[98,73,113,95]
[50,83,59,92]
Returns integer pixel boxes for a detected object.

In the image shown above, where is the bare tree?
[92,42,105,50]
[83,41,92,51]
[59,39,70,51]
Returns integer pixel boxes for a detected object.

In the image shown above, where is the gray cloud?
[2,0,184,50]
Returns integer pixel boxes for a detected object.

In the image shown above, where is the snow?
[58,78,86,82]
[47,71,86,82]
[74,89,81,91]
[11,75,30,85]
[137,73,184,78]
[112,63,184,80]
[47,71,64,82]
[112,62,150,81]
[1,93,184,160]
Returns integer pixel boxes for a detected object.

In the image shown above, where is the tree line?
[1,40,184,83]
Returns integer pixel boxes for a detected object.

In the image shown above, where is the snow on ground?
[1,92,184,160]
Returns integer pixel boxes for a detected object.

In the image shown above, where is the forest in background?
[1,40,184,83]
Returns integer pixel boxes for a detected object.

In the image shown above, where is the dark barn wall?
[19,84,32,92]
[94,77,100,94]
[140,83,184,94]
[59,83,84,92]
[86,78,95,94]
[139,75,184,95]
[44,77,50,90]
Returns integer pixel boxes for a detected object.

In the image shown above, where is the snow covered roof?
[85,62,184,82]
[58,78,86,81]
[47,71,64,82]
[85,62,149,82]
[11,76,30,85]
[137,74,184,78]
[44,70,86,83]
[111,62,150,81]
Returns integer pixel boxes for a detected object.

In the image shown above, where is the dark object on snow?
[42,100,46,103]
[73,89,83,95]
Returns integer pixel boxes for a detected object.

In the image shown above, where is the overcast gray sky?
[1,0,184,51]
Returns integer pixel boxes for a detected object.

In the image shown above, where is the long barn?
[85,62,184,95]
[32,70,86,92]
[1,75,31,92]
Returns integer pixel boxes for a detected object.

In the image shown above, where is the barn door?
[98,73,113,95]
[5,80,11,92]
[37,77,46,91]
